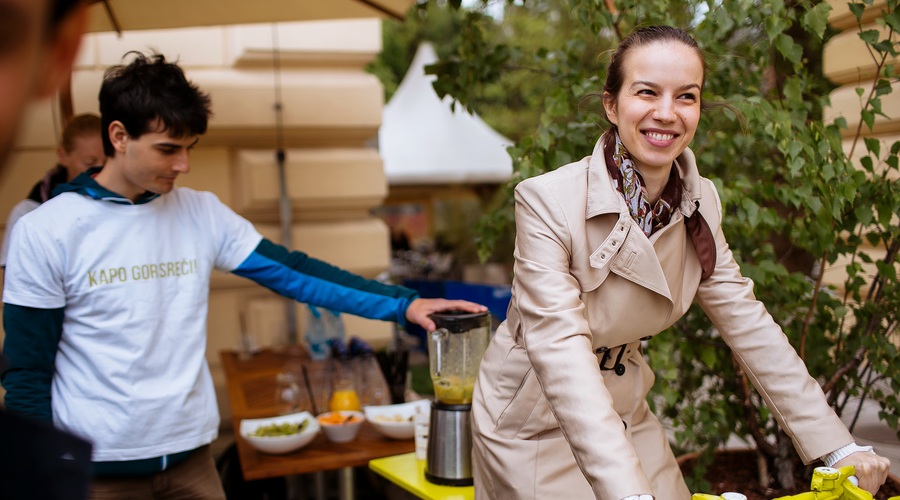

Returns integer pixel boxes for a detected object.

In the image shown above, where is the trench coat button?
[614,365,626,376]
[594,346,609,354]
[611,241,617,247]
[600,253,606,259]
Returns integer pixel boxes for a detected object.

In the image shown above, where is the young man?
[0,1,93,499]
[1,52,485,498]
[0,113,104,267]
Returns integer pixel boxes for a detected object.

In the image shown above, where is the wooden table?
[220,348,415,497]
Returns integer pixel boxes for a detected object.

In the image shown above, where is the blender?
[424,310,491,486]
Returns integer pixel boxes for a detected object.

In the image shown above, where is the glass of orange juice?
[329,379,361,412]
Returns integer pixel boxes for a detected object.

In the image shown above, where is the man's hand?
[404,298,488,331]
[834,450,891,494]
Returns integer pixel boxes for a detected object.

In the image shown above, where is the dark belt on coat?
[594,337,650,376]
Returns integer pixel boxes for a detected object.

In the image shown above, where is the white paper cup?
[414,410,429,460]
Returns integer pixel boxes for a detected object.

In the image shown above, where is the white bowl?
[317,411,365,443]
[240,411,319,454]
[363,399,431,440]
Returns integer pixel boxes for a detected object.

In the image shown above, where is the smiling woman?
[601,32,704,204]
[469,25,892,500]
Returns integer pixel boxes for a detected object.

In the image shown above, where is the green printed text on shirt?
[87,259,199,287]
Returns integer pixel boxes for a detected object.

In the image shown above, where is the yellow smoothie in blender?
[432,375,476,405]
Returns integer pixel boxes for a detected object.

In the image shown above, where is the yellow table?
[369,453,475,500]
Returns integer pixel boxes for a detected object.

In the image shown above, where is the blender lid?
[429,310,490,333]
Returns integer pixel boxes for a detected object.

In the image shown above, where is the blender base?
[424,470,474,487]
[424,401,474,486]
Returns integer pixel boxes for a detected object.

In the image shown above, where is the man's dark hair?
[99,52,212,156]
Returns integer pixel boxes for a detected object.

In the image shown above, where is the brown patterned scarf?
[603,133,716,280]
[605,133,681,237]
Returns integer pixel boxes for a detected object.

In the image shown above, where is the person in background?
[0,1,94,499]
[1,51,486,499]
[0,113,104,267]
[470,25,891,500]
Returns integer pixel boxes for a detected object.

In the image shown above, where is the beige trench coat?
[471,136,853,500]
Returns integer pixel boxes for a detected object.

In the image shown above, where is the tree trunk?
[774,429,797,490]
[756,449,770,491]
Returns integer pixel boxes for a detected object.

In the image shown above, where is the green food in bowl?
[250,419,309,437]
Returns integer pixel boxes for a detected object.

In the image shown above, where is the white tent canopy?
[379,43,513,185]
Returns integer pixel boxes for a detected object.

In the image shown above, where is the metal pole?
[338,467,354,500]
[272,24,298,346]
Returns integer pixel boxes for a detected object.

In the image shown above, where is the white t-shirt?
[3,187,263,461]
[0,199,40,267]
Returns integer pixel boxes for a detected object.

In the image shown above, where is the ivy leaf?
[801,2,831,39]
[833,116,849,130]
[787,140,804,159]
[860,155,875,173]
[765,13,788,39]
[873,40,896,55]
[822,160,836,181]
[865,137,882,158]
[875,79,893,97]
[807,195,823,214]
[861,109,876,130]
[878,203,894,227]
[859,29,881,45]
[854,204,873,225]
[876,260,898,282]
[775,33,803,65]
[742,198,760,227]
[873,97,888,119]
[885,9,900,32]
[700,346,718,369]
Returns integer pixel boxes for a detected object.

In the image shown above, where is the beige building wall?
[823,0,899,290]
[0,19,395,427]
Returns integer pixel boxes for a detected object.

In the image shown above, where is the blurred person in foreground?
[0,0,87,173]
[1,51,486,499]
[470,25,891,500]
[0,0,93,499]
[0,113,104,267]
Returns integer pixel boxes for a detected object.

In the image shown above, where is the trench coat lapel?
[582,136,702,303]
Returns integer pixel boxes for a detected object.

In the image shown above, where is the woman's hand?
[834,450,891,494]
[404,298,488,331]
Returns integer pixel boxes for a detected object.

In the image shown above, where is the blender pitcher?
[428,312,490,405]
[425,310,491,486]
